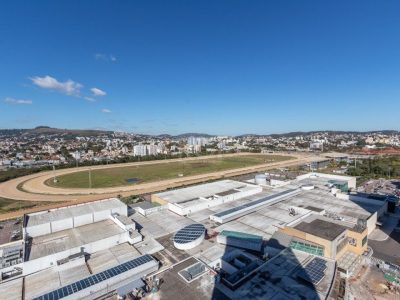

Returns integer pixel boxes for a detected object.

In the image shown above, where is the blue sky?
[0,1,399,135]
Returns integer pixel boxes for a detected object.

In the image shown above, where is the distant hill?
[156,133,214,139]
[29,126,112,136]
[237,130,400,138]
[0,126,113,137]
[0,127,399,139]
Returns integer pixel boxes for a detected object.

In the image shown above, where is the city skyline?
[1,1,400,135]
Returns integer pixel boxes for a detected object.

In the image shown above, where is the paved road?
[369,215,399,241]
[369,230,400,265]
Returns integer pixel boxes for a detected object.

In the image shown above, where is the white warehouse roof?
[25,198,126,227]
[153,180,255,204]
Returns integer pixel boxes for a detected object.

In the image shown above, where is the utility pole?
[53,165,57,183]
[88,168,92,189]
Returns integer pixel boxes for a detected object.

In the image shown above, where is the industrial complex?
[0,171,394,299]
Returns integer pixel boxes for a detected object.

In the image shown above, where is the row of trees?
[347,156,400,178]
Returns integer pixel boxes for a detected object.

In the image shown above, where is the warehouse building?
[22,198,142,275]
[0,199,160,300]
[24,198,127,238]
[32,254,158,300]
[151,180,262,216]
[216,248,336,300]
[280,214,368,260]
[0,173,388,299]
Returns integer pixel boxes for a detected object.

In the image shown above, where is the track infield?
[46,155,291,188]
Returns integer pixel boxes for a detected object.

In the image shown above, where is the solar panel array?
[213,189,297,218]
[297,257,327,285]
[33,254,155,300]
[173,224,205,245]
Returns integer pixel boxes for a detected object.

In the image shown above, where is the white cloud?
[95,53,117,62]
[84,96,96,102]
[30,75,82,96]
[101,108,112,113]
[95,53,107,60]
[91,87,106,97]
[4,97,32,105]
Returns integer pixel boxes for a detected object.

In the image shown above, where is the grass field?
[47,155,292,188]
[0,197,49,214]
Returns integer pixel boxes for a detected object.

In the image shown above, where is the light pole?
[53,165,57,183]
[88,168,92,189]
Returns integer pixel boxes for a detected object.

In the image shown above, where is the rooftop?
[25,198,125,227]
[24,263,91,299]
[130,201,158,210]
[304,206,324,213]
[0,277,23,300]
[26,219,126,260]
[115,214,134,226]
[87,243,141,274]
[294,218,347,241]
[153,180,250,204]
[220,248,336,299]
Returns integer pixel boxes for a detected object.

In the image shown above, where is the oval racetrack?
[0,153,321,203]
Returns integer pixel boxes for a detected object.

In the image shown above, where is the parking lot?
[0,218,22,244]
[370,229,400,265]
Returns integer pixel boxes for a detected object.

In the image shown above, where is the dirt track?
[0,153,321,219]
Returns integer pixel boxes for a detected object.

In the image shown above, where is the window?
[362,236,367,246]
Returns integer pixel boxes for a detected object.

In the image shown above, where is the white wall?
[51,218,73,233]
[366,212,378,235]
[135,205,168,216]
[111,206,127,216]
[26,223,51,238]
[168,185,262,216]
[110,215,135,231]
[93,210,111,222]
[26,201,128,238]
[74,213,94,227]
